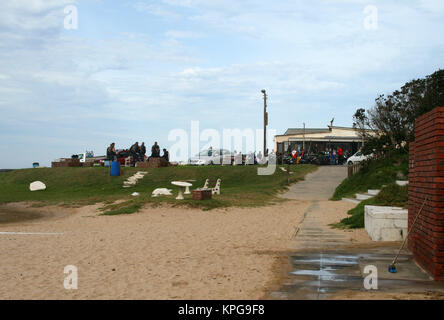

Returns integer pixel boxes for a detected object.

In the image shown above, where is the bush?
[331,183,408,229]
[331,150,408,200]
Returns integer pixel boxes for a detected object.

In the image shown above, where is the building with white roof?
[274,124,374,155]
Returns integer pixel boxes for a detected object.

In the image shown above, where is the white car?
[347,151,372,165]
[188,149,232,165]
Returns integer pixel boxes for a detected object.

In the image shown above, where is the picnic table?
[171,181,193,200]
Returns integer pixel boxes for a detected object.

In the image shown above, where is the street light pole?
[261,89,268,156]
[303,122,306,151]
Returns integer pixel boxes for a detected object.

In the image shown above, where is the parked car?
[346,151,372,165]
[188,149,232,165]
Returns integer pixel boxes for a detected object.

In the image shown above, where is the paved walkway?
[270,165,444,300]
[283,166,351,251]
[280,166,347,200]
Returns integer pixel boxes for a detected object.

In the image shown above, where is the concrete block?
[356,193,373,201]
[368,189,381,196]
[342,198,361,204]
[365,205,408,242]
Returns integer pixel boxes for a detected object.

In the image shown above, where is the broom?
[388,197,428,273]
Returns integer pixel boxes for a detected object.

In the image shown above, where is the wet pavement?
[272,166,444,299]
[270,247,444,300]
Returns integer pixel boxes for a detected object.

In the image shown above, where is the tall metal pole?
[262,90,267,156]
[303,122,306,151]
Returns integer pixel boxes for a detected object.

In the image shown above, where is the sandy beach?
[0,199,361,300]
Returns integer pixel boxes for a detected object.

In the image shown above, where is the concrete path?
[289,201,349,251]
[280,166,347,200]
[270,165,444,299]
[281,166,351,251]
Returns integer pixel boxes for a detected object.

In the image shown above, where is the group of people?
[106,142,169,167]
[323,147,352,165]
[273,145,352,165]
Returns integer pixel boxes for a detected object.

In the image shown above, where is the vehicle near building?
[346,151,372,165]
[188,149,233,165]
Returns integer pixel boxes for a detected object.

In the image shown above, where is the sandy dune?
[1,200,336,299]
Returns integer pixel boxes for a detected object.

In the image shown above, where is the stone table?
[171,181,193,200]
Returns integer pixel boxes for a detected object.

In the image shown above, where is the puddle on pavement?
[271,249,444,299]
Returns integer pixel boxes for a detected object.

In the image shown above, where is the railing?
[348,162,362,177]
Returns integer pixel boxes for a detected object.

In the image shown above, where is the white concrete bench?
[365,205,408,241]
[212,179,221,195]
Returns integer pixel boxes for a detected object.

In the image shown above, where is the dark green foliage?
[331,183,408,229]
[353,69,444,155]
[331,151,408,200]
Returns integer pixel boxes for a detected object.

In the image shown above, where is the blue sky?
[0,0,443,168]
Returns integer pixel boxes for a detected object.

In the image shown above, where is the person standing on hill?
[151,142,160,158]
[107,143,116,161]
[140,142,146,162]
[162,148,169,162]
[130,142,139,166]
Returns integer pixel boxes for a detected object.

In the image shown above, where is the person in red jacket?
[337,147,343,164]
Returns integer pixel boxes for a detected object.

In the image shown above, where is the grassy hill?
[330,150,409,229]
[0,165,317,213]
[331,151,408,201]
[331,183,408,229]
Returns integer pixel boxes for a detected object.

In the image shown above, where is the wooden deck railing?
[347,162,362,178]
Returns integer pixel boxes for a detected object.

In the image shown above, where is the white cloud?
[418,0,444,14]
[165,30,202,39]
[1,0,443,168]
[132,2,180,19]
[0,0,74,30]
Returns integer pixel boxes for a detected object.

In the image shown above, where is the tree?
[353,108,371,139]
[356,69,443,155]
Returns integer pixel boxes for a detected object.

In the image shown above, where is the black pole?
[262,90,267,156]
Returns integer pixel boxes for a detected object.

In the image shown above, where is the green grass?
[101,201,142,216]
[0,164,317,214]
[331,183,408,229]
[331,151,408,201]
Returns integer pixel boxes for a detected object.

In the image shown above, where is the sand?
[11,196,440,300]
[11,196,435,300]
[1,200,327,300]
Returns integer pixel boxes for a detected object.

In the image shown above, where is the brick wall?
[408,106,444,281]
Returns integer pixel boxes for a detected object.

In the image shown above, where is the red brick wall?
[408,106,444,281]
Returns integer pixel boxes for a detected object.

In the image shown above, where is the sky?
[0,0,443,168]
